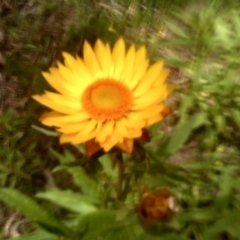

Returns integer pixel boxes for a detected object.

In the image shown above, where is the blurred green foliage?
[0,0,240,239]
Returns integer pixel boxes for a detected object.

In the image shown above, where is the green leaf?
[0,188,71,236]
[215,166,237,207]
[8,230,57,240]
[230,109,240,128]
[214,114,226,133]
[78,210,139,240]
[37,189,98,214]
[99,154,118,181]
[50,148,75,164]
[31,125,59,137]
[153,113,205,161]
[165,20,189,39]
[179,95,195,117]
[204,211,240,239]
[67,166,105,201]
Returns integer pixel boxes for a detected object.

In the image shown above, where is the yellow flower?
[32,38,173,153]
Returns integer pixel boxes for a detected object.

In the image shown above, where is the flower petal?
[112,38,125,80]
[153,70,170,87]
[133,87,164,107]
[75,56,94,82]
[127,128,142,138]
[100,136,117,151]
[32,95,78,114]
[99,126,123,151]
[121,45,135,83]
[94,39,112,77]
[42,68,79,97]
[44,91,81,110]
[133,61,164,97]
[128,59,149,90]
[80,119,98,136]
[42,72,76,98]
[83,40,102,79]
[96,120,114,143]
[146,114,163,126]
[116,119,128,137]
[130,104,165,120]
[124,114,146,128]
[62,52,93,87]
[58,121,89,133]
[60,129,96,144]
[40,111,90,125]
[117,138,133,153]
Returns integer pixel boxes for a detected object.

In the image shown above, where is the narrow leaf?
[67,166,105,201]
[37,189,98,214]
[0,188,71,236]
[31,125,59,136]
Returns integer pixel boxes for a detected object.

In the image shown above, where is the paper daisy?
[32,38,173,154]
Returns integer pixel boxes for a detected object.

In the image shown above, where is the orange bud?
[137,187,176,226]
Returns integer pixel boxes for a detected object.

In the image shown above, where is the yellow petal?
[62,52,76,68]
[44,91,81,110]
[83,40,102,79]
[94,39,112,76]
[62,53,94,89]
[99,126,122,151]
[42,72,74,97]
[121,115,145,128]
[127,45,148,88]
[159,85,175,101]
[106,43,115,77]
[153,70,170,87]
[40,111,62,119]
[96,121,114,143]
[128,59,149,90]
[59,118,96,136]
[100,136,117,152]
[57,62,84,90]
[127,128,142,138]
[49,68,81,98]
[75,56,94,82]
[146,114,163,126]
[116,119,128,137]
[40,111,90,125]
[80,119,98,136]
[130,104,164,120]
[117,138,133,153]
[133,61,164,97]
[144,85,174,108]
[39,111,63,126]
[121,44,135,83]
[58,121,88,133]
[124,114,146,128]
[112,38,125,80]
[60,129,96,144]
[32,95,78,114]
[133,87,163,106]
[42,72,78,97]
[112,126,124,143]
[135,46,147,65]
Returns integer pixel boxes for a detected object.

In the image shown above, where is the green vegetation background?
[1,0,240,239]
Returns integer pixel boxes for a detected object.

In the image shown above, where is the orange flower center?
[81,80,132,120]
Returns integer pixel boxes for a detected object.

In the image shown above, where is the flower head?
[33,38,173,154]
